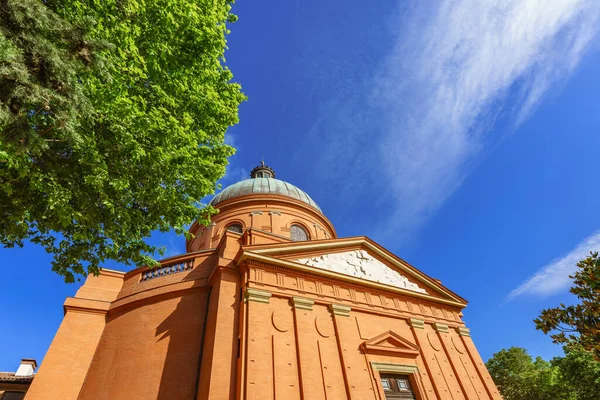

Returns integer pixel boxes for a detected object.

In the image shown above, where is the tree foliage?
[487,346,600,400]
[485,347,572,400]
[553,346,600,400]
[535,252,600,360]
[0,0,245,282]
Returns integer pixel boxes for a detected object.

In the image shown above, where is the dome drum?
[187,163,335,251]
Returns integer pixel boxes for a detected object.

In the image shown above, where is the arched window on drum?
[290,224,309,241]
[226,223,243,234]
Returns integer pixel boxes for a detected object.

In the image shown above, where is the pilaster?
[197,269,240,400]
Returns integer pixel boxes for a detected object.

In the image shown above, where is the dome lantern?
[250,160,276,179]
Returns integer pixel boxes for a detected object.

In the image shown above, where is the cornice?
[97,268,126,278]
[63,297,111,315]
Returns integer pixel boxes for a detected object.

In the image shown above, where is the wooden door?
[379,374,415,399]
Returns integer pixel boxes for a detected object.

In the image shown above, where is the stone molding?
[371,362,419,375]
[245,288,272,304]
[456,326,471,337]
[409,318,425,329]
[434,323,449,333]
[329,303,351,317]
[63,297,111,315]
[291,296,314,310]
[268,211,282,216]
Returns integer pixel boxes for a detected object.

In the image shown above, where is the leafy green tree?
[552,347,600,400]
[535,252,600,360]
[1,0,245,282]
[486,347,573,400]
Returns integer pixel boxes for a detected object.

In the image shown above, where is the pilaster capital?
[434,323,449,333]
[268,210,281,216]
[409,318,425,329]
[249,211,263,215]
[329,303,351,317]
[244,288,272,304]
[291,296,314,310]
[456,326,471,337]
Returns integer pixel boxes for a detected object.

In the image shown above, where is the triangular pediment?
[361,331,420,357]
[237,236,467,307]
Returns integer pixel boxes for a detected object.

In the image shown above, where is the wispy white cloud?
[311,0,600,236]
[508,230,600,300]
[376,0,600,232]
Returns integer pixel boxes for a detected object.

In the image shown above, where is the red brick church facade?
[26,163,501,399]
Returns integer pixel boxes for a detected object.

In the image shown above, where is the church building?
[25,163,502,400]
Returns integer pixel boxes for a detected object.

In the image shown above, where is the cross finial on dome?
[250,160,275,179]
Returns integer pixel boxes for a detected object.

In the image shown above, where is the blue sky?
[2,0,600,371]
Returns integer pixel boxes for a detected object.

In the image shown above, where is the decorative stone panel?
[295,250,426,293]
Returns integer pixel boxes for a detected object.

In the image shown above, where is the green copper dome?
[210,177,322,213]
[210,161,322,212]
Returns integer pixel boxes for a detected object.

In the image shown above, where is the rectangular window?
[379,374,415,399]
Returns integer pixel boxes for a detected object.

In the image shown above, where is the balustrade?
[140,259,194,282]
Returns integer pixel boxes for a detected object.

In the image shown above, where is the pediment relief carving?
[360,330,420,357]
[294,250,427,294]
